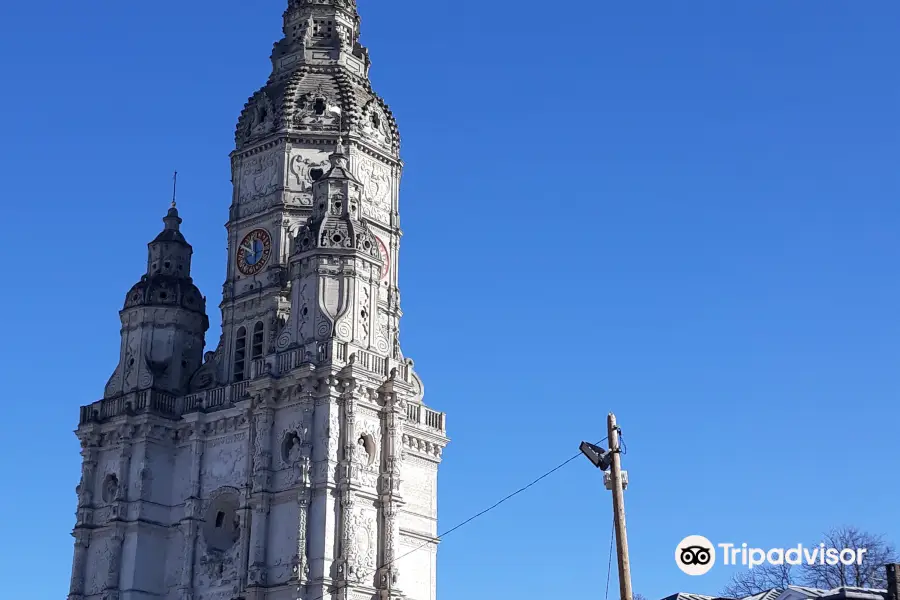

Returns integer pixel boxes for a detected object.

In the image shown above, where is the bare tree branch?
[722,562,796,598]
[800,526,899,590]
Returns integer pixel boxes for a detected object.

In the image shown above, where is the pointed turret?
[102,202,209,400]
[292,140,379,260]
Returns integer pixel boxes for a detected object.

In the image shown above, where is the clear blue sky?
[1,1,898,599]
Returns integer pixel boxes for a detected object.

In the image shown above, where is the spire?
[107,176,209,401]
[322,138,358,182]
[155,172,188,244]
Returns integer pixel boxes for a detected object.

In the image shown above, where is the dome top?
[123,273,208,318]
[122,191,205,316]
[151,204,189,246]
[235,68,400,157]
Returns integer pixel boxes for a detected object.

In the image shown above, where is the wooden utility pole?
[608,412,633,600]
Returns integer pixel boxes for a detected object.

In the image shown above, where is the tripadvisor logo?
[676,535,716,575]
[675,536,868,576]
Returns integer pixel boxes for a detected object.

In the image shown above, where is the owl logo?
[675,535,716,575]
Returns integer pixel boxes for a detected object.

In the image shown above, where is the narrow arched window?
[251,322,265,360]
[234,326,247,382]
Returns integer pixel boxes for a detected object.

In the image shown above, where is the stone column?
[114,435,133,520]
[179,518,198,600]
[292,392,314,591]
[102,432,132,600]
[77,443,98,508]
[336,380,358,598]
[179,430,204,600]
[337,493,356,597]
[378,387,407,600]
[75,442,98,530]
[248,403,274,590]
[247,495,271,588]
[67,529,90,600]
[105,526,126,597]
[293,451,312,587]
[70,438,99,600]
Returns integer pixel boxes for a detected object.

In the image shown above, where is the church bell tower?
[69,1,449,599]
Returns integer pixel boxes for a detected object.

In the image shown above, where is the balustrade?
[79,347,444,432]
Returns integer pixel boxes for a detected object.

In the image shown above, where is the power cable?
[606,517,615,600]
[298,436,609,600]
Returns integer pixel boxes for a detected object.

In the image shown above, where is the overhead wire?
[606,517,615,600]
[298,435,610,600]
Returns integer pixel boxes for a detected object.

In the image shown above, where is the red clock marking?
[236,228,272,276]
[376,236,389,281]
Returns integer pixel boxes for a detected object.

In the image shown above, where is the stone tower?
[69,1,449,599]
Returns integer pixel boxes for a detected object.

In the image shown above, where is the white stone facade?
[69,2,448,599]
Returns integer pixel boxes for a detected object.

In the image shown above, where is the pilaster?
[248,396,275,593]
[377,372,410,599]
[178,426,204,600]
[105,525,126,598]
[67,528,90,600]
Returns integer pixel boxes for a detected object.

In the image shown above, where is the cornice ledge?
[398,528,440,545]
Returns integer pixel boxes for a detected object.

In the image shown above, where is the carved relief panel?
[235,148,285,218]
[287,147,331,208]
[292,85,341,132]
[200,433,248,493]
[353,153,392,225]
[345,507,377,583]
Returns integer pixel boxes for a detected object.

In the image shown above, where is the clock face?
[236,229,272,275]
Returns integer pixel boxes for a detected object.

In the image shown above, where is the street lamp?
[580,414,633,600]
[579,441,614,471]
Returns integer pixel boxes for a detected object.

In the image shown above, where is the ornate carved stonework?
[355,155,392,224]
[238,150,281,204]
[70,2,447,600]
[345,508,376,583]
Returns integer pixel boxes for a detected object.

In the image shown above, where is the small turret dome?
[123,274,208,318]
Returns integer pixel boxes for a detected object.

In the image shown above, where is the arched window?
[234,326,247,382]
[251,322,265,360]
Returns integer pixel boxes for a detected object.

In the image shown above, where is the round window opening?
[202,491,241,552]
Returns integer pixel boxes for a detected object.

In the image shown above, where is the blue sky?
[1,1,898,599]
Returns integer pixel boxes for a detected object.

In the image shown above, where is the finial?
[162,171,183,231]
